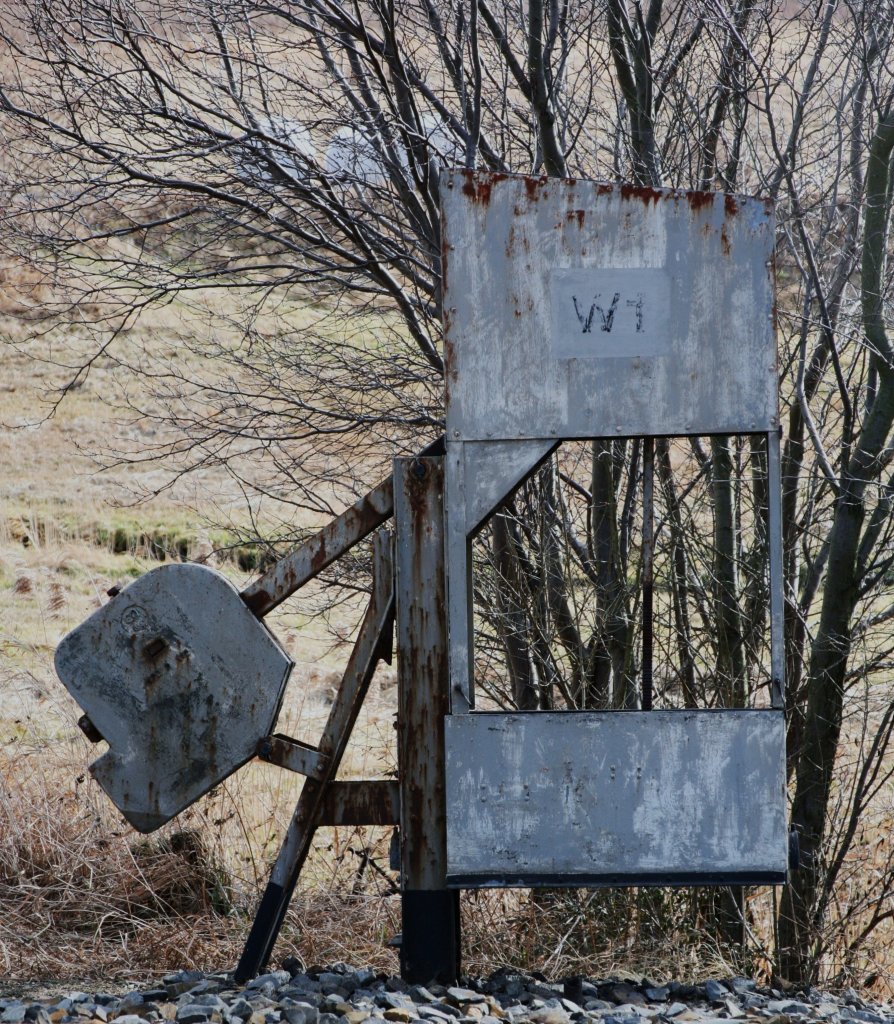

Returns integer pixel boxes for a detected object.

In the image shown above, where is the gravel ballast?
[2,965,891,1024]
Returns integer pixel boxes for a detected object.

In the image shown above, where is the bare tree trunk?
[779,105,894,983]
[493,511,539,709]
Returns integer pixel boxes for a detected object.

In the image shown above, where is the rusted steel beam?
[257,734,329,780]
[241,436,444,619]
[394,456,460,984]
[241,480,393,618]
[317,780,400,826]
[235,529,395,981]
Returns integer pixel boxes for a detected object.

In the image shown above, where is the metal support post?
[394,456,461,984]
[234,529,395,982]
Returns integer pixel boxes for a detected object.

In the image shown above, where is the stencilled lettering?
[552,270,669,357]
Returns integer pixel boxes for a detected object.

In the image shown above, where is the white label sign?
[551,268,671,358]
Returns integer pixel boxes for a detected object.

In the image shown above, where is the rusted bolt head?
[142,636,168,659]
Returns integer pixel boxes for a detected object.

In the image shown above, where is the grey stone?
[408,991,437,1006]
[320,978,354,998]
[605,990,646,1009]
[376,997,416,1013]
[164,975,206,997]
[663,1004,689,1018]
[414,1009,453,1022]
[850,1013,885,1024]
[245,976,289,995]
[114,1017,152,1024]
[643,991,668,1004]
[726,981,755,999]
[283,1004,319,1024]
[1,1006,26,1024]
[317,1015,342,1024]
[501,1007,527,1020]
[704,982,729,1005]
[427,1006,462,1021]
[176,1007,213,1024]
[446,994,487,1008]
[190,998,228,1012]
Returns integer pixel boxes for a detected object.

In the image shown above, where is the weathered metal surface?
[241,435,444,619]
[767,430,785,708]
[445,439,558,712]
[441,170,777,440]
[241,478,394,618]
[460,439,559,536]
[316,780,400,826]
[257,734,329,780]
[236,528,394,982]
[55,563,293,833]
[394,456,461,983]
[445,710,788,886]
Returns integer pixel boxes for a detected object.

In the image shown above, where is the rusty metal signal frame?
[439,170,788,890]
[54,168,789,987]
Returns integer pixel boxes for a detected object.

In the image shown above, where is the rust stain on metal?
[523,175,548,202]
[310,535,328,575]
[770,249,778,332]
[317,780,400,826]
[725,194,739,217]
[620,183,663,205]
[685,190,715,212]
[567,209,586,228]
[721,222,731,257]
[460,169,508,207]
[242,478,395,617]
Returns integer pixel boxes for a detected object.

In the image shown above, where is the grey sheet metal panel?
[441,171,777,441]
[55,563,293,832]
[445,439,558,712]
[445,710,787,886]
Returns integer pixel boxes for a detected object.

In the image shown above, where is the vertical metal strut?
[394,456,461,984]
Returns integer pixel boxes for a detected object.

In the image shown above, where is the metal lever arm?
[241,435,443,618]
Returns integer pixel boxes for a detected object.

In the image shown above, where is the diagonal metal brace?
[235,527,395,982]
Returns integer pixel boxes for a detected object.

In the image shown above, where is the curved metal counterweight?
[55,562,293,832]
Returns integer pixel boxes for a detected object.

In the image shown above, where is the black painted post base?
[235,881,287,983]
[400,889,461,984]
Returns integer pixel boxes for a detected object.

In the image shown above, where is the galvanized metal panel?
[446,439,558,711]
[461,439,558,535]
[445,710,787,885]
[441,171,777,441]
[55,563,293,832]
